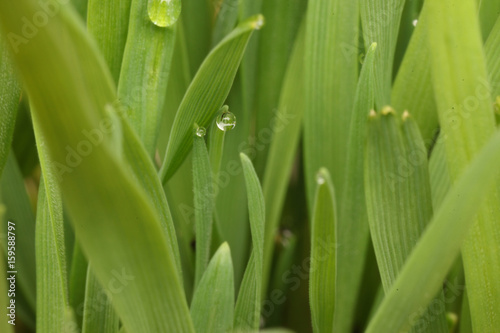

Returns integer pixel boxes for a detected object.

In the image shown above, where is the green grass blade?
[309,168,337,333]
[334,42,376,333]
[234,153,265,331]
[117,0,176,157]
[429,140,451,210]
[365,125,500,333]
[82,267,119,333]
[485,15,500,99]
[361,0,405,107]
[193,133,214,287]
[181,0,212,74]
[0,42,21,177]
[190,242,235,333]
[87,0,131,83]
[68,242,88,329]
[479,0,500,40]
[212,0,239,47]
[208,106,229,177]
[427,0,500,330]
[0,0,194,331]
[262,23,305,296]
[0,153,36,311]
[160,15,262,182]
[304,0,358,212]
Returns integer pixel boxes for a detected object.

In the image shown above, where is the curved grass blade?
[262,23,305,296]
[160,15,263,183]
[365,125,500,333]
[0,1,194,331]
[234,153,265,331]
[426,0,500,330]
[82,267,119,333]
[309,168,336,333]
[190,242,235,333]
[193,133,214,287]
[87,0,132,83]
[117,0,176,157]
[0,42,21,177]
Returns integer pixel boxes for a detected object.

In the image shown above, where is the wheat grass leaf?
[190,242,235,333]
[365,125,500,333]
[309,168,337,333]
[160,15,262,183]
[212,0,239,47]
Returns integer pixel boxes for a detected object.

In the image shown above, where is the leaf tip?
[381,105,396,116]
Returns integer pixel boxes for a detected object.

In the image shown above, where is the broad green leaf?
[234,153,265,331]
[212,0,239,47]
[361,0,405,107]
[334,42,376,333]
[117,0,176,157]
[427,0,500,330]
[309,168,336,333]
[304,0,358,214]
[0,42,21,178]
[262,24,305,296]
[82,267,119,333]
[87,0,132,83]
[193,133,214,287]
[190,242,235,333]
[160,15,262,182]
[365,125,500,333]
[0,1,194,331]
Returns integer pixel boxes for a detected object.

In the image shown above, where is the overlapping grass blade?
[0,42,21,177]
[212,0,239,47]
[208,106,228,176]
[87,0,131,83]
[360,0,405,107]
[117,0,176,157]
[262,24,305,295]
[234,153,265,331]
[160,16,262,182]
[82,267,119,333]
[485,15,500,98]
[334,42,376,333]
[68,243,88,329]
[365,125,500,333]
[309,168,336,333]
[181,0,212,74]
[479,0,500,40]
[0,0,194,331]
[429,140,451,209]
[193,133,214,287]
[190,242,235,333]
[426,0,500,330]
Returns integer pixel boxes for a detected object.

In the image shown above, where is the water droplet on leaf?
[216,111,237,131]
[253,15,265,30]
[412,19,418,27]
[316,172,325,185]
[195,127,206,137]
[148,0,181,28]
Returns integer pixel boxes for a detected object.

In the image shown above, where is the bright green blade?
[309,168,336,333]
[365,125,500,333]
[82,267,119,333]
[261,23,305,296]
[334,42,376,333]
[160,15,263,182]
[234,153,265,331]
[0,0,194,331]
[87,0,132,83]
[117,0,176,157]
[0,42,21,178]
[360,0,405,107]
[304,0,359,215]
[193,133,214,287]
[427,0,500,330]
[190,242,235,333]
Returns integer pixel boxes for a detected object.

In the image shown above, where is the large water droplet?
[216,111,237,131]
[148,0,181,28]
[253,15,265,30]
[195,126,206,137]
[412,19,418,27]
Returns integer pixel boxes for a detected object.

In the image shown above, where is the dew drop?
[316,172,326,185]
[216,111,237,131]
[253,15,265,30]
[195,127,206,137]
[412,19,418,27]
[148,0,181,28]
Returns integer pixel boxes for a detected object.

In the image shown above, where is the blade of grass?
[87,0,132,83]
[309,168,336,333]
[429,140,451,210]
[365,125,500,333]
[182,0,212,74]
[193,132,214,287]
[334,42,376,333]
[234,153,265,331]
[117,0,176,157]
[212,0,239,47]
[0,42,21,177]
[68,242,87,329]
[479,0,500,40]
[160,15,262,182]
[485,15,500,99]
[208,106,229,176]
[190,242,235,333]
[0,0,194,331]
[426,0,500,330]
